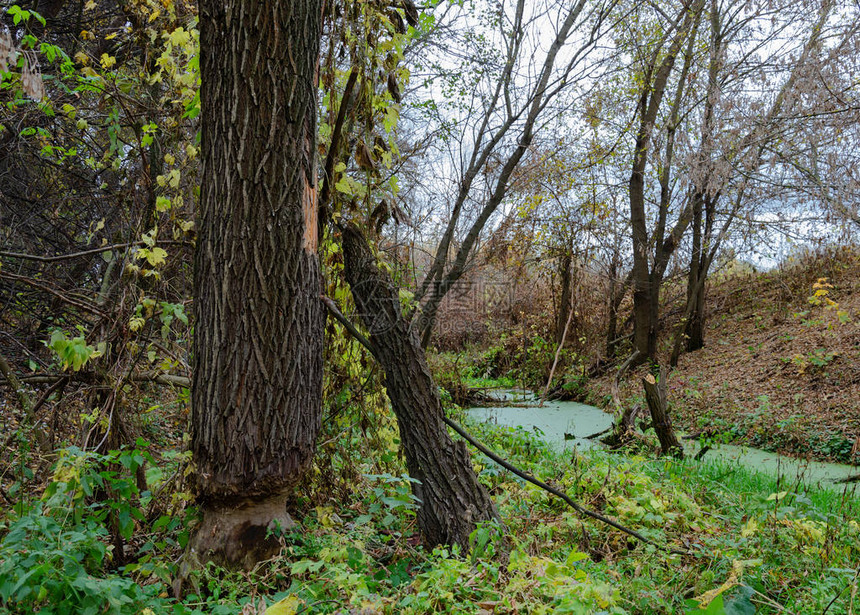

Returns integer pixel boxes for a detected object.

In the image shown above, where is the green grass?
[2,423,858,614]
[461,374,518,389]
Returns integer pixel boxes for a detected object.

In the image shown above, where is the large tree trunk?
[686,270,707,352]
[189,0,324,569]
[341,224,499,548]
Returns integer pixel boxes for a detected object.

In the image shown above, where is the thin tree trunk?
[556,253,572,345]
[541,303,574,407]
[686,271,707,351]
[341,224,499,548]
[605,253,621,357]
[629,0,704,362]
[0,351,50,453]
[685,191,704,353]
[189,0,325,569]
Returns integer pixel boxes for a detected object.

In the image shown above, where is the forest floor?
[3,415,859,614]
[588,247,860,464]
[3,250,860,614]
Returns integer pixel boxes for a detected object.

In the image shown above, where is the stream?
[466,391,859,493]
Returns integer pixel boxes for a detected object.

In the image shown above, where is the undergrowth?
[1,422,858,614]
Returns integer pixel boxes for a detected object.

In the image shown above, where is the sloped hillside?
[595,247,860,463]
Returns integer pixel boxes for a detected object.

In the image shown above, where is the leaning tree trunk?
[341,224,499,548]
[189,0,325,569]
[642,366,683,458]
[556,253,572,345]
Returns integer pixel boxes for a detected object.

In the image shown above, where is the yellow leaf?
[766,491,788,501]
[740,518,758,537]
[168,27,191,47]
[146,247,167,267]
[265,596,302,615]
[693,560,744,608]
[148,9,161,22]
[129,316,145,332]
[74,51,89,65]
[100,53,116,69]
[84,0,97,9]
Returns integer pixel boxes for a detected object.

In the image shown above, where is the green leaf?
[155,196,171,212]
[723,586,756,615]
[353,514,372,526]
[685,594,726,614]
[334,176,352,195]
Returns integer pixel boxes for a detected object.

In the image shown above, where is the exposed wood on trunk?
[187,0,325,569]
[642,367,683,458]
[341,223,499,548]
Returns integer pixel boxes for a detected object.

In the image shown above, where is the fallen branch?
[540,303,574,407]
[585,427,612,440]
[612,349,641,412]
[310,301,685,554]
[12,371,191,387]
[0,269,108,318]
[694,446,711,461]
[320,295,379,360]
[600,403,644,449]
[442,414,684,554]
[832,474,860,484]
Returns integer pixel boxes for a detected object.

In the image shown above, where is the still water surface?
[466,391,859,492]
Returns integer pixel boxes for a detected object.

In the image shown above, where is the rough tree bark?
[341,224,499,548]
[643,367,683,458]
[685,192,707,353]
[188,0,325,568]
[629,0,704,362]
[605,253,621,357]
